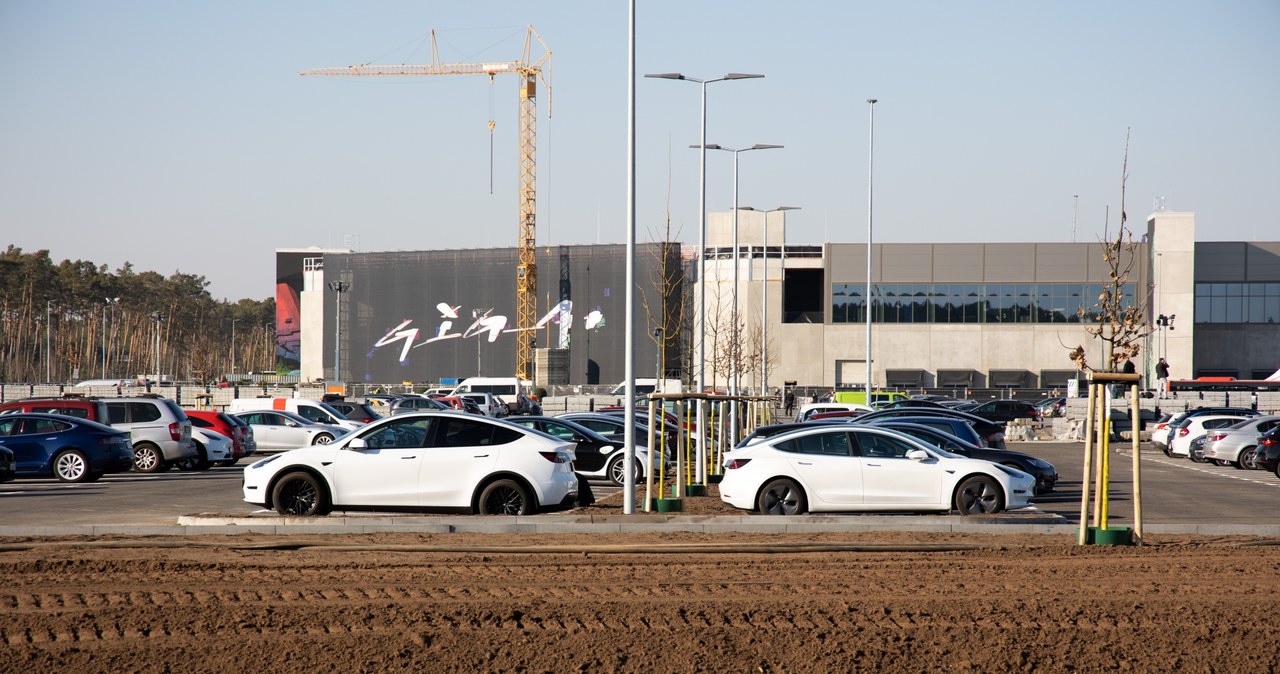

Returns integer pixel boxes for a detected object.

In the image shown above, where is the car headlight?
[250,455,280,469]
[994,464,1029,479]
[1028,458,1052,469]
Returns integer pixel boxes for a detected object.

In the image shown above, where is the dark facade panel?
[323,244,679,386]
[1195,242,1249,282]
[1247,243,1280,280]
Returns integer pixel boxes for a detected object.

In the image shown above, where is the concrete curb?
[1,512,1277,538]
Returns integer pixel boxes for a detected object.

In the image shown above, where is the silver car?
[233,410,347,452]
[1204,415,1280,469]
[104,396,197,473]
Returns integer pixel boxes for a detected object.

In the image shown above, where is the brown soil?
[2,530,1277,673]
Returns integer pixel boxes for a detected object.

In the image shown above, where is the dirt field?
[2,530,1278,673]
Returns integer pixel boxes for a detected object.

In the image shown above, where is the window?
[107,404,128,424]
[775,431,852,456]
[1196,282,1280,323]
[364,418,431,449]
[830,282,1136,324]
[128,402,162,423]
[435,418,520,448]
[854,431,918,459]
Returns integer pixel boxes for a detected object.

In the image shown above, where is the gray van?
[104,396,197,472]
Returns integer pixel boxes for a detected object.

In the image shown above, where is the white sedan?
[175,428,233,471]
[243,411,579,516]
[719,425,1034,515]
[1168,414,1253,458]
[232,410,348,452]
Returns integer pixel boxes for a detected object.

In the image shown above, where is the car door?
[330,417,431,507]
[416,417,510,507]
[853,430,942,506]
[541,420,609,473]
[0,417,55,474]
[243,412,295,450]
[775,430,862,506]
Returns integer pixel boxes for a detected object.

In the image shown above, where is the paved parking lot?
[2,441,1277,529]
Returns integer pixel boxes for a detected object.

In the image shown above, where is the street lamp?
[742,206,799,398]
[45,300,53,383]
[645,72,763,399]
[865,98,878,396]
[472,309,484,376]
[698,143,783,444]
[150,311,164,389]
[231,318,241,382]
[328,280,351,384]
[102,297,119,379]
[1156,313,1175,360]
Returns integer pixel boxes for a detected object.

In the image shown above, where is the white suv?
[104,396,197,472]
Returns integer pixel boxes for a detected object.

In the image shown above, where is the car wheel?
[606,454,642,487]
[756,478,807,516]
[1189,446,1208,463]
[954,475,1005,515]
[1161,445,1173,458]
[476,479,532,515]
[53,450,91,483]
[132,443,167,473]
[1240,447,1259,470]
[271,471,330,516]
[312,433,334,445]
[176,443,211,472]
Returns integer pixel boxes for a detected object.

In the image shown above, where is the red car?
[185,410,255,466]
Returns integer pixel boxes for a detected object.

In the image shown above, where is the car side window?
[107,403,127,424]
[856,432,916,459]
[129,402,161,423]
[0,419,17,435]
[363,418,431,449]
[776,432,852,457]
[190,417,212,428]
[541,423,578,441]
[18,418,70,435]
[296,406,325,423]
[433,418,520,448]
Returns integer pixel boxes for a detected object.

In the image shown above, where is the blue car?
[0,442,14,482]
[0,413,134,482]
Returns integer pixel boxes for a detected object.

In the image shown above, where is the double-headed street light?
[697,143,782,445]
[741,206,800,398]
[328,280,351,384]
[644,72,763,400]
[865,98,878,395]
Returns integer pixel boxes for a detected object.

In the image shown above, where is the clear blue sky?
[2,1,1276,301]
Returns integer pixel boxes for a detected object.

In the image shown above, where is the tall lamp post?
[742,206,799,398]
[699,143,783,444]
[231,318,240,382]
[328,280,350,384]
[150,311,164,388]
[45,300,52,383]
[865,98,878,396]
[644,74,762,391]
[102,297,119,379]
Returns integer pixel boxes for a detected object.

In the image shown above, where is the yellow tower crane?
[301,25,551,380]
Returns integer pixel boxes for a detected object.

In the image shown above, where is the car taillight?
[1261,437,1278,447]
[725,458,752,470]
[1177,428,1189,438]
[1208,433,1228,443]
[169,422,181,441]
[539,451,571,463]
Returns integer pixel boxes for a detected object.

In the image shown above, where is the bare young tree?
[1068,129,1151,373]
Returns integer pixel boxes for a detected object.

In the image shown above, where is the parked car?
[873,422,1058,494]
[0,442,14,482]
[1257,426,1280,477]
[1203,416,1280,469]
[718,424,1034,515]
[735,421,848,449]
[229,397,364,431]
[855,408,1007,448]
[0,413,134,482]
[966,400,1041,423]
[232,410,347,452]
[794,402,871,423]
[1167,414,1254,459]
[0,395,111,422]
[186,409,255,465]
[1154,407,1261,452]
[505,415,661,486]
[559,412,678,457]
[389,396,450,416]
[1035,397,1067,418]
[862,415,987,451]
[176,428,235,471]
[876,399,950,410]
[457,392,508,418]
[242,412,579,516]
[104,395,197,473]
[327,401,382,424]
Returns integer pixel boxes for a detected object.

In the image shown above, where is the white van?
[228,397,364,431]
[449,377,528,414]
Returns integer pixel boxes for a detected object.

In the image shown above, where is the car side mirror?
[906,449,930,462]
[347,437,367,450]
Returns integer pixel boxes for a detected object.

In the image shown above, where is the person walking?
[1155,358,1171,398]
[784,389,796,417]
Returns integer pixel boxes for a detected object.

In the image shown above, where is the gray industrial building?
[280,210,1280,392]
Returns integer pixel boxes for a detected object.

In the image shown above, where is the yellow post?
[1099,386,1111,530]
[1078,380,1096,545]
[643,404,656,510]
[1130,382,1144,545]
[1092,382,1106,527]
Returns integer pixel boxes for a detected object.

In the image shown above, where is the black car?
[327,401,382,424]
[1258,426,1280,478]
[0,441,15,482]
[506,415,637,485]
[855,407,1007,449]
[877,422,1058,495]
[967,400,1041,423]
[735,420,847,449]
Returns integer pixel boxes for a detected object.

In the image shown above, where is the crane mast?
[301,26,551,381]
